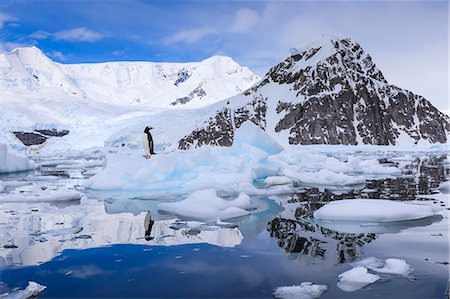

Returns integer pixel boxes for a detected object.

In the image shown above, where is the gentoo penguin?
[143,126,154,158]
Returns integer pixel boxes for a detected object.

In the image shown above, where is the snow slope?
[0,46,259,152]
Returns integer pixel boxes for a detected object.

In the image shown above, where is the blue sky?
[0,0,448,112]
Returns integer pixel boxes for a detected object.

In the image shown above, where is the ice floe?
[337,266,380,292]
[0,281,47,299]
[0,143,35,174]
[273,282,328,299]
[352,257,413,276]
[158,189,252,222]
[313,199,441,222]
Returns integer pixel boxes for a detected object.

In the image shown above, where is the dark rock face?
[13,129,69,146]
[179,108,234,149]
[178,36,450,149]
[178,97,267,150]
[173,68,191,86]
[171,84,207,106]
[12,132,47,146]
[35,129,69,137]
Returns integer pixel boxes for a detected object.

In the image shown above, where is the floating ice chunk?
[337,266,380,292]
[374,259,413,276]
[0,181,3,193]
[85,143,277,194]
[350,257,384,269]
[158,189,252,222]
[264,176,292,186]
[0,143,35,174]
[283,168,365,186]
[273,282,328,299]
[356,159,401,175]
[313,199,441,222]
[1,281,47,299]
[0,187,82,203]
[352,257,412,276]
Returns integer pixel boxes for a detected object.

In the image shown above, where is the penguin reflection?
[144,211,155,241]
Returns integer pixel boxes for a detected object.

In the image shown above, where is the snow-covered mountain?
[178,35,450,149]
[0,46,259,151]
[1,46,259,108]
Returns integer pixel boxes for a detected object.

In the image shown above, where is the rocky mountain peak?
[178,36,449,149]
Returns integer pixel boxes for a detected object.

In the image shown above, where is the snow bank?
[352,257,413,276]
[313,199,441,222]
[1,281,47,299]
[0,143,35,174]
[337,266,380,292]
[157,189,252,221]
[273,282,328,299]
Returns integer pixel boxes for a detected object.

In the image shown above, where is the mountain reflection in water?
[266,154,448,263]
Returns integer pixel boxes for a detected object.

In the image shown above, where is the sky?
[0,0,448,113]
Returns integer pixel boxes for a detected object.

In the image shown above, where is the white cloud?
[164,27,216,44]
[0,41,36,53]
[0,12,16,29]
[229,8,259,33]
[53,27,105,42]
[46,50,67,61]
[30,30,51,40]
[163,7,259,45]
[30,27,105,43]
[112,50,124,56]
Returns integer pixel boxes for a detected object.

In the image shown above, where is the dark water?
[0,153,448,298]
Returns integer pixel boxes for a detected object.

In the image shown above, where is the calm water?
[0,152,448,298]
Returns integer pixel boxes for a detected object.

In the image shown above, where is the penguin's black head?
[144,126,153,133]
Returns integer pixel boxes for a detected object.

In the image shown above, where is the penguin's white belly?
[143,134,151,156]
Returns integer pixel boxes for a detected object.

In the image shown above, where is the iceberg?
[0,143,35,174]
[313,199,441,222]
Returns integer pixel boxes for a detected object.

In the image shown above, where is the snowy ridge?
[178,36,450,149]
[0,46,259,152]
[1,47,259,108]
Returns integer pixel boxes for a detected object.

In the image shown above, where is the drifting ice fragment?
[273,282,328,299]
[337,266,380,292]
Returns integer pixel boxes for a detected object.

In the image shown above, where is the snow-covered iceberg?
[0,143,35,174]
[84,123,281,194]
[313,199,441,222]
